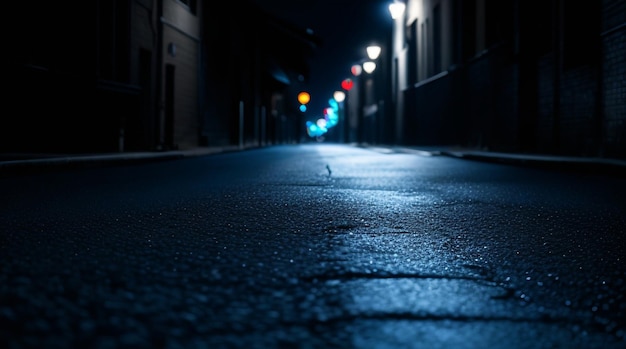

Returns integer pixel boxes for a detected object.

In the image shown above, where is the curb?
[0,153,185,177]
[441,151,626,177]
[0,146,254,177]
[2,146,625,178]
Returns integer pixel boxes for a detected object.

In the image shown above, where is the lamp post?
[388,0,405,144]
[363,44,382,144]
[333,90,346,143]
[344,68,360,143]
[363,61,377,74]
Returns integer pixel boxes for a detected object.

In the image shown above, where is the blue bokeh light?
[306,96,342,138]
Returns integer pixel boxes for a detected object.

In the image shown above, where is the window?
[422,20,429,77]
[485,0,514,48]
[563,1,600,69]
[177,0,197,14]
[433,4,442,74]
[407,20,418,85]
[97,0,131,82]
[534,3,552,56]
[461,0,476,62]
[451,0,463,66]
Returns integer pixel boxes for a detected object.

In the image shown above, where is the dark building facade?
[5,1,623,159]
[4,0,317,154]
[390,0,626,159]
[201,1,319,148]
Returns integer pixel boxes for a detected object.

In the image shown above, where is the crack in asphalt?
[303,311,578,326]
[300,271,517,299]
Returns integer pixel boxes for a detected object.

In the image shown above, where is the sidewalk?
[437,148,626,177]
[1,144,625,177]
[0,146,242,176]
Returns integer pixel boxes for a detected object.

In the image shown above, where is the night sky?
[253,0,394,121]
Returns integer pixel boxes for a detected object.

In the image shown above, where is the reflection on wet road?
[1,144,624,348]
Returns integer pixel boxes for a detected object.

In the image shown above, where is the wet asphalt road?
[1,143,625,348]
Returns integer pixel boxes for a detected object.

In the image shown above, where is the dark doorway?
[138,48,153,150]
[165,64,176,149]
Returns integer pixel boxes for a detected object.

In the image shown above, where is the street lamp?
[388,1,405,19]
[363,42,386,144]
[363,61,377,74]
[366,45,382,60]
[297,91,311,105]
[341,78,354,91]
[388,1,404,144]
[333,90,347,143]
[333,90,346,103]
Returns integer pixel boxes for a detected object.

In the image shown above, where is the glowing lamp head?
[363,61,376,74]
[389,2,406,19]
[366,45,381,60]
[297,91,311,105]
[333,91,346,103]
[341,78,354,91]
[351,65,362,76]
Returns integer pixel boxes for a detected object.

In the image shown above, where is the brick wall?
[536,56,555,152]
[601,0,626,158]
[403,44,518,150]
[559,65,599,156]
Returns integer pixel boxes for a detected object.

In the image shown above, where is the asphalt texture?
[1,143,626,349]
[1,144,625,177]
